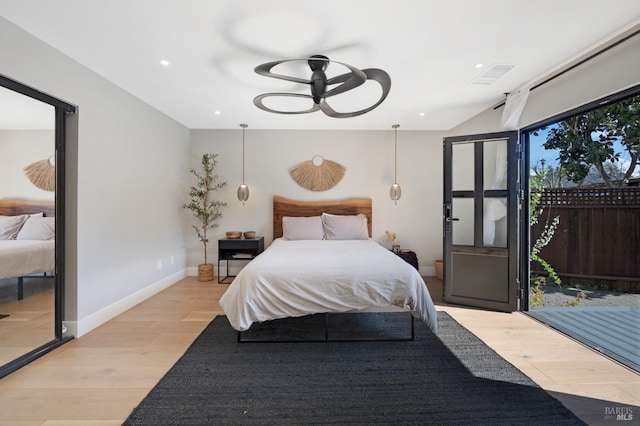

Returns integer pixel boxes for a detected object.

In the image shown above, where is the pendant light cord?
[393,124,399,182]
[242,127,245,184]
[240,123,248,184]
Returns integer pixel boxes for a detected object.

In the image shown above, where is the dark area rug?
[124,312,585,425]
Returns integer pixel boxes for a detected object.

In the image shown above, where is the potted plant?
[184,153,227,281]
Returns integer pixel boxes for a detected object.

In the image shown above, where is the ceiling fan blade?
[253,93,320,114]
[323,66,367,98]
[319,101,367,118]
[362,68,392,97]
[318,69,392,118]
[254,59,311,85]
[318,101,343,118]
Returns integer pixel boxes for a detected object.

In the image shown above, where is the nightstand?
[394,249,419,271]
[218,237,264,283]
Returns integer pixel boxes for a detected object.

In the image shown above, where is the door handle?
[444,204,459,222]
[443,203,459,235]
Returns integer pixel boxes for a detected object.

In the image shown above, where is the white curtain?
[501,85,531,131]
[483,143,508,246]
[483,85,531,246]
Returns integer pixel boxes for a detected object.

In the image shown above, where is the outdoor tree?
[537,95,640,187]
[531,160,566,188]
[604,95,640,182]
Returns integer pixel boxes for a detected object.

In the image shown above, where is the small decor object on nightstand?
[386,230,400,253]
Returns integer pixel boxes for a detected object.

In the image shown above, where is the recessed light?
[160,59,170,67]
[214,110,221,115]
[419,112,425,116]
[475,63,484,68]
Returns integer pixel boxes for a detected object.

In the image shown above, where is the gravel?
[532,284,640,308]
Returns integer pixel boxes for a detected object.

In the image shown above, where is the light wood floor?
[0,277,56,367]
[0,276,638,425]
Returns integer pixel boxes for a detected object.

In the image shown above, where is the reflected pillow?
[0,215,29,240]
[282,216,324,240]
[321,212,368,240]
[16,216,55,240]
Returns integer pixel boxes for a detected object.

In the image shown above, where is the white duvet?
[0,240,55,279]
[219,238,437,333]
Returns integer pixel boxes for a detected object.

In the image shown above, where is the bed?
[219,196,438,341]
[0,198,56,300]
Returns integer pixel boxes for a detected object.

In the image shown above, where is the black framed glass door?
[443,131,522,311]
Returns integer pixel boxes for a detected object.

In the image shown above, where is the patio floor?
[527,307,640,372]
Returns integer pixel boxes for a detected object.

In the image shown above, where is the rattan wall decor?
[290,155,346,192]
[23,156,55,192]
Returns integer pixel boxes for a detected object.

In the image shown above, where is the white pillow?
[0,215,29,240]
[16,216,55,240]
[282,216,324,240]
[321,212,369,240]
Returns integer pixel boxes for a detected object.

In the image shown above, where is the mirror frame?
[0,74,76,379]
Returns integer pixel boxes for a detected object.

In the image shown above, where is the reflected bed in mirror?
[0,198,55,368]
[0,198,55,296]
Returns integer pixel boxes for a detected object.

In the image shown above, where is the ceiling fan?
[253,55,391,118]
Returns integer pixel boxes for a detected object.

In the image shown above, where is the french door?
[443,131,523,311]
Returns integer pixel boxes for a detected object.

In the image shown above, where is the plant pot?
[198,263,214,282]
[434,259,443,280]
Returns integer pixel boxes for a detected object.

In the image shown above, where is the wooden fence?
[531,187,640,293]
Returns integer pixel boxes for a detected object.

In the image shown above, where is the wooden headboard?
[273,196,372,240]
[0,198,55,217]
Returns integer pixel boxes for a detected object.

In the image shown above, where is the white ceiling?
[2,0,640,130]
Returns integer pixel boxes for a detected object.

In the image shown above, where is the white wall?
[0,17,190,336]
[188,129,446,276]
[0,129,55,200]
[451,30,640,135]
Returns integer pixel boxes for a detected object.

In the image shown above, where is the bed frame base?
[237,312,415,343]
[15,273,55,300]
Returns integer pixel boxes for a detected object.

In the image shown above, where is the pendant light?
[237,123,249,204]
[390,124,401,204]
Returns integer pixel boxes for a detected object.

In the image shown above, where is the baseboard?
[420,266,435,277]
[69,269,187,338]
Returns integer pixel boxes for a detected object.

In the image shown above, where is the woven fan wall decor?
[290,155,346,192]
[24,156,55,192]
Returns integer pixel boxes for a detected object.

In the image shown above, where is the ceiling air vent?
[472,64,515,85]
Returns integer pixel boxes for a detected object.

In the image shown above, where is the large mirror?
[0,75,75,378]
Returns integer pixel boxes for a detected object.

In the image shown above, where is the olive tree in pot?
[184,153,227,281]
